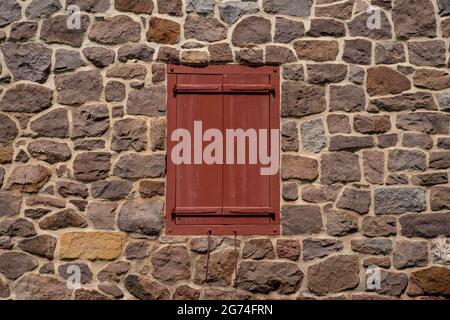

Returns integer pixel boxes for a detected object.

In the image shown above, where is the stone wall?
[0,0,449,300]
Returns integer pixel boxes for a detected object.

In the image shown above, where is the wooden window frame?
[166,64,280,236]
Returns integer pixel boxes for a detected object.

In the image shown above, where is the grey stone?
[400,213,450,238]
[187,0,215,15]
[387,149,427,172]
[282,205,322,235]
[366,270,408,296]
[114,154,166,180]
[91,180,132,200]
[0,0,22,27]
[118,200,164,237]
[263,0,312,17]
[300,118,326,153]
[374,187,426,214]
[219,1,259,24]
[26,0,61,20]
[436,93,450,111]
[86,202,117,230]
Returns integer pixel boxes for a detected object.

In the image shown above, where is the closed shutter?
[167,65,280,235]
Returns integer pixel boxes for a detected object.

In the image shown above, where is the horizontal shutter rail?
[223,84,275,93]
[173,207,220,215]
[174,84,222,93]
[226,207,275,215]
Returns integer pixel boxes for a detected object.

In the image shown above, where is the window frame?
[166,64,280,236]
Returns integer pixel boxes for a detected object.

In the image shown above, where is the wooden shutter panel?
[167,65,280,235]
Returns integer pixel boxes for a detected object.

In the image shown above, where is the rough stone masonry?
[0,0,449,300]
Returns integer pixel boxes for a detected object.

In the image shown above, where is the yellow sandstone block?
[60,231,124,261]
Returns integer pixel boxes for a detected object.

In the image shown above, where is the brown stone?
[10,21,37,42]
[30,109,69,138]
[413,69,450,90]
[366,270,408,296]
[60,231,124,261]
[0,252,38,280]
[303,238,343,261]
[111,118,147,152]
[430,152,450,169]
[89,15,140,45]
[430,186,450,211]
[308,19,346,37]
[320,152,361,185]
[388,149,427,172]
[91,180,132,200]
[337,188,371,214]
[86,202,118,230]
[265,46,296,65]
[282,183,298,201]
[73,152,111,182]
[1,43,52,83]
[0,218,36,238]
[173,285,200,300]
[125,274,170,300]
[25,196,65,208]
[157,0,182,16]
[281,121,299,152]
[235,48,264,66]
[59,263,93,284]
[203,288,252,300]
[392,0,437,38]
[40,15,89,47]
[16,274,72,300]
[363,256,391,269]
[6,165,51,193]
[393,241,428,269]
[375,42,406,64]
[194,249,236,286]
[362,150,384,185]
[308,255,359,295]
[370,92,437,112]
[98,284,123,299]
[408,267,450,296]
[282,64,304,81]
[282,205,322,235]
[75,289,109,300]
[396,113,450,134]
[28,140,71,164]
[105,81,126,103]
[208,43,233,64]
[367,66,411,96]
[362,216,397,237]
[408,41,446,67]
[152,246,191,283]
[146,17,180,45]
[307,64,347,84]
[127,86,166,116]
[354,115,391,134]
[126,241,150,260]
[281,82,326,117]
[185,15,227,43]
[281,155,318,181]
[39,209,87,230]
[294,40,339,62]
[330,135,375,152]
[0,0,21,27]
[98,261,130,282]
[243,239,275,260]
[412,172,448,186]
[0,83,53,113]
[55,70,103,106]
[237,260,303,294]
[351,238,393,255]
[118,44,154,63]
[315,0,353,19]
[139,180,165,199]
[348,11,392,39]
[403,133,434,150]
[276,240,300,261]
[181,51,209,66]
[106,64,147,80]
[115,0,154,14]
[302,185,340,203]
[0,145,14,164]
[232,16,271,47]
[326,210,359,236]
[156,46,180,63]
[18,235,56,259]
[327,115,351,134]
[343,39,372,65]
[275,17,305,43]
[114,154,166,179]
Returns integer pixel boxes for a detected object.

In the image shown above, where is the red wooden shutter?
[166,65,280,235]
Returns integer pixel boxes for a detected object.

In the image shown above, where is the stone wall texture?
[0,0,450,300]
